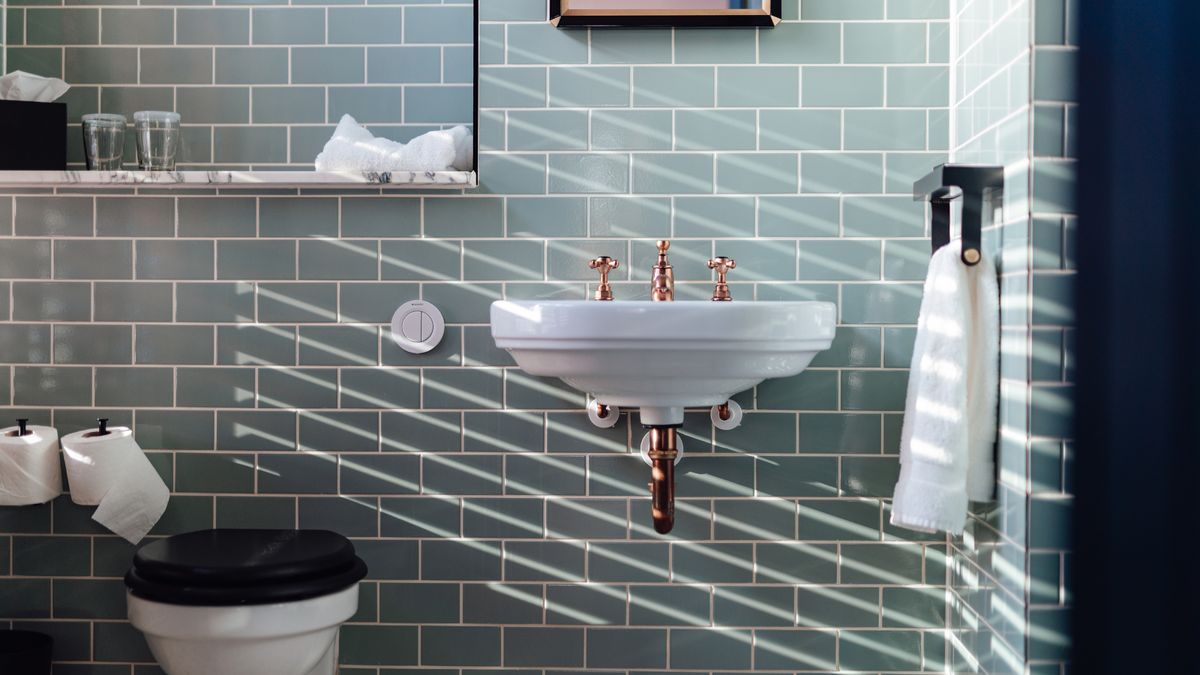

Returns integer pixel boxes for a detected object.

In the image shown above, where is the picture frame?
[550,0,782,28]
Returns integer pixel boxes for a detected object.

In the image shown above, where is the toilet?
[125,529,367,675]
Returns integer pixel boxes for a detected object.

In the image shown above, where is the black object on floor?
[0,101,67,170]
[0,629,53,674]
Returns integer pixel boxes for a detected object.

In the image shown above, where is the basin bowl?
[490,300,837,425]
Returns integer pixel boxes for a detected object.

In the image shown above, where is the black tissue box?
[0,101,67,170]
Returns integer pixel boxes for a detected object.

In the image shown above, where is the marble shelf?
[0,170,478,189]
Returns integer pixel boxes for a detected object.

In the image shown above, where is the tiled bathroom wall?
[2,1,474,168]
[0,0,1013,672]
[949,0,1075,672]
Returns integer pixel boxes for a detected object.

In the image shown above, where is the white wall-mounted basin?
[490,300,837,426]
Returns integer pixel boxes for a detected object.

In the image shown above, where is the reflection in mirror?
[551,0,780,27]
[0,0,477,182]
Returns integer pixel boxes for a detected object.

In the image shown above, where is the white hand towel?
[890,240,999,535]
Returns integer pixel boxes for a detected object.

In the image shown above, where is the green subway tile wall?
[949,0,1075,673]
[0,0,1067,673]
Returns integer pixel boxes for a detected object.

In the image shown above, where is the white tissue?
[0,425,62,506]
[0,70,70,102]
[314,114,474,173]
[61,426,169,544]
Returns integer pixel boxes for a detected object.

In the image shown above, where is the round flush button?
[390,300,445,354]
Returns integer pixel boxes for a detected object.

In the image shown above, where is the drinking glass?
[81,113,127,171]
[133,111,181,171]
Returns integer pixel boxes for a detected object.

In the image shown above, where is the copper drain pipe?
[646,426,679,534]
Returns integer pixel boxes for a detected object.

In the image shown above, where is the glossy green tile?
[549,154,629,194]
[504,626,585,667]
[629,585,709,626]
[54,240,131,279]
[366,45,441,84]
[754,629,837,670]
[843,195,925,237]
[760,22,841,63]
[717,66,798,107]
[675,27,756,64]
[257,452,337,494]
[549,66,629,107]
[136,410,214,451]
[581,21,673,62]
[137,239,217,278]
[714,500,796,541]
[176,367,255,407]
[588,110,671,151]
[251,7,323,44]
[633,66,714,107]
[673,196,754,238]
[509,22,588,64]
[379,582,459,623]
[480,67,547,108]
[53,325,131,365]
[840,630,922,671]
[503,198,584,238]
[589,542,668,582]
[98,8,171,44]
[670,629,752,670]
[217,240,295,280]
[338,626,418,666]
[95,282,172,322]
[758,538,835,581]
[217,410,296,451]
[425,198,504,237]
[844,22,926,63]
[213,127,287,164]
[757,370,837,410]
[12,365,91,401]
[883,586,945,628]
[845,109,927,150]
[403,5,471,44]
[507,110,587,151]
[717,153,797,194]
[216,47,289,84]
[140,47,214,85]
[888,65,950,107]
[421,539,502,580]
[96,197,174,237]
[547,584,626,625]
[27,8,99,45]
[462,583,543,624]
[797,499,881,541]
[0,324,50,363]
[327,7,402,45]
[0,579,53,617]
[632,153,712,194]
[796,586,879,627]
[673,542,753,583]
[585,628,667,669]
[175,452,255,493]
[13,536,90,576]
[841,283,922,324]
[801,152,883,193]
[0,240,52,279]
[94,367,172,406]
[802,66,884,107]
[258,282,337,323]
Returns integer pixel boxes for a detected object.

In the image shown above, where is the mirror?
[551,0,781,27]
[0,0,478,186]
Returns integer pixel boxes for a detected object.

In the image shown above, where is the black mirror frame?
[550,0,782,28]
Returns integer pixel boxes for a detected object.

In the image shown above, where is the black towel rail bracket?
[914,164,1005,266]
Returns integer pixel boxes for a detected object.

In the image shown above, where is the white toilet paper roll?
[0,424,62,506]
[61,426,169,544]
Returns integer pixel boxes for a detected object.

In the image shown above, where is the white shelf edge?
[0,170,478,189]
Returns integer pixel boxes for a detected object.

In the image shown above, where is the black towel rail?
[914,164,1005,266]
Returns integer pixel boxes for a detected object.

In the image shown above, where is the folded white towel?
[314,114,474,173]
[890,240,999,535]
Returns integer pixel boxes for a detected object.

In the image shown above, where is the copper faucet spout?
[646,426,678,534]
[650,240,674,302]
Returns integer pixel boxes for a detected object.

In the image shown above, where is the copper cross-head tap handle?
[708,256,737,301]
[589,256,620,301]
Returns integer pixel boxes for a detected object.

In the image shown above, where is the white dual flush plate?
[390,300,445,354]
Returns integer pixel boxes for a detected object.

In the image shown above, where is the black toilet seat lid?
[126,529,368,606]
